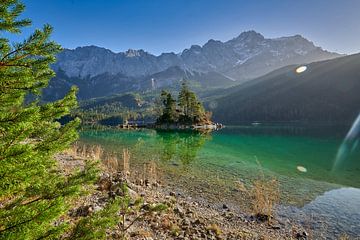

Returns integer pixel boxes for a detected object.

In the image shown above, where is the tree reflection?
[155,130,211,166]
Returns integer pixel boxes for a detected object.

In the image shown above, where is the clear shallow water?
[80,124,360,238]
[278,187,360,238]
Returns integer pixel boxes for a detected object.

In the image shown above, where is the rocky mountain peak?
[203,39,223,48]
[53,30,341,81]
[125,49,146,57]
[233,30,265,42]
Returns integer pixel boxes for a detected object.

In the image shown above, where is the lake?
[80,124,360,238]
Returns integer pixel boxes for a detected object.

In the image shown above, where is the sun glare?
[295,65,307,74]
[297,166,307,172]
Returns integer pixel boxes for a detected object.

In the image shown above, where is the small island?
[155,82,223,131]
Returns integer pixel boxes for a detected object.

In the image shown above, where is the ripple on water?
[277,187,360,238]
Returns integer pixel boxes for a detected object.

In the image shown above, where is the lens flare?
[333,113,360,170]
[297,166,307,172]
[295,66,307,74]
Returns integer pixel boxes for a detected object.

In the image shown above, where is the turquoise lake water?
[80,124,360,238]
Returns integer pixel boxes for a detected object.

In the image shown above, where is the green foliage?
[178,82,206,123]
[157,82,210,125]
[0,1,31,34]
[0,1,95,239]
[157,90,177,123]
[71,92,158,126]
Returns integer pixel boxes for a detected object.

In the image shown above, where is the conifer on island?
[156,82,210,125]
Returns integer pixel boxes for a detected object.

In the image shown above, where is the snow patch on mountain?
[53,30,342,81]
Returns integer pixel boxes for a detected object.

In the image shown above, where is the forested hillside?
[211,54,360,124]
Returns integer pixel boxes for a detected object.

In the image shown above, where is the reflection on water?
[80,129,211,168]
[155,130,210,165]
[278,188,360,238]
[80,125,360,188]
[80,125,360,238]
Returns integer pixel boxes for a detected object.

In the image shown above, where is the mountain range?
[46,30,341,100]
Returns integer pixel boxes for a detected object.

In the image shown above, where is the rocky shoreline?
[118,123,224,132]
[153,123,224,131]
[56,152,310,239]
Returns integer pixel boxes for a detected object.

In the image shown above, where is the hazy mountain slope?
[80,93,144,110]
[43,69,139,100]
[210,54,360,124]
[44,66,236,101]
[146,66,236,89]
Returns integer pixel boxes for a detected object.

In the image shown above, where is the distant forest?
[73,83,212,127]
[211,54,360,125]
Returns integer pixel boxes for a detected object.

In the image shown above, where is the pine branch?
[0,44,27,62]
[0,203,57,233]
[0,63,31,68]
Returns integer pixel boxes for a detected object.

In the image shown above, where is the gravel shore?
[56,152,308,239]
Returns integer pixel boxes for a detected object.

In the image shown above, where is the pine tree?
[0,1,94,239]
[177,82,207,124]
[178,81,190,117]
[156,82,211,125]
[157,90,177,123]
[192,100,206,123]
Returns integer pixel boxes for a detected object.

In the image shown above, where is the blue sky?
[11,0,360,55]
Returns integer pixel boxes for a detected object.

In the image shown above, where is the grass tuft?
[250,177,279,220]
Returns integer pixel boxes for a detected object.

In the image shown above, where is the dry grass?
[134,229,153,238]
[63,145,77,156]
[123,148,130,177]
[131,160,160,187]
[235,160,280,221]
[65,143,119,172]
[136,160,159,186]
[64,144,162,187]
[206,223,222,236]
[338,234,350,240]
[103,153,120,172]
[144,160,157,185]
[170,223,181,237]
[233,229,256,239]
[65,143,104,160]
[250,177,280,219]
[249,159,280,220]
[92,145,103,160]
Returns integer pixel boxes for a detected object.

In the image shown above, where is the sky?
[9,0,360,55]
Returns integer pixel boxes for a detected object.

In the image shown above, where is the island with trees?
[155,82,223,130]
